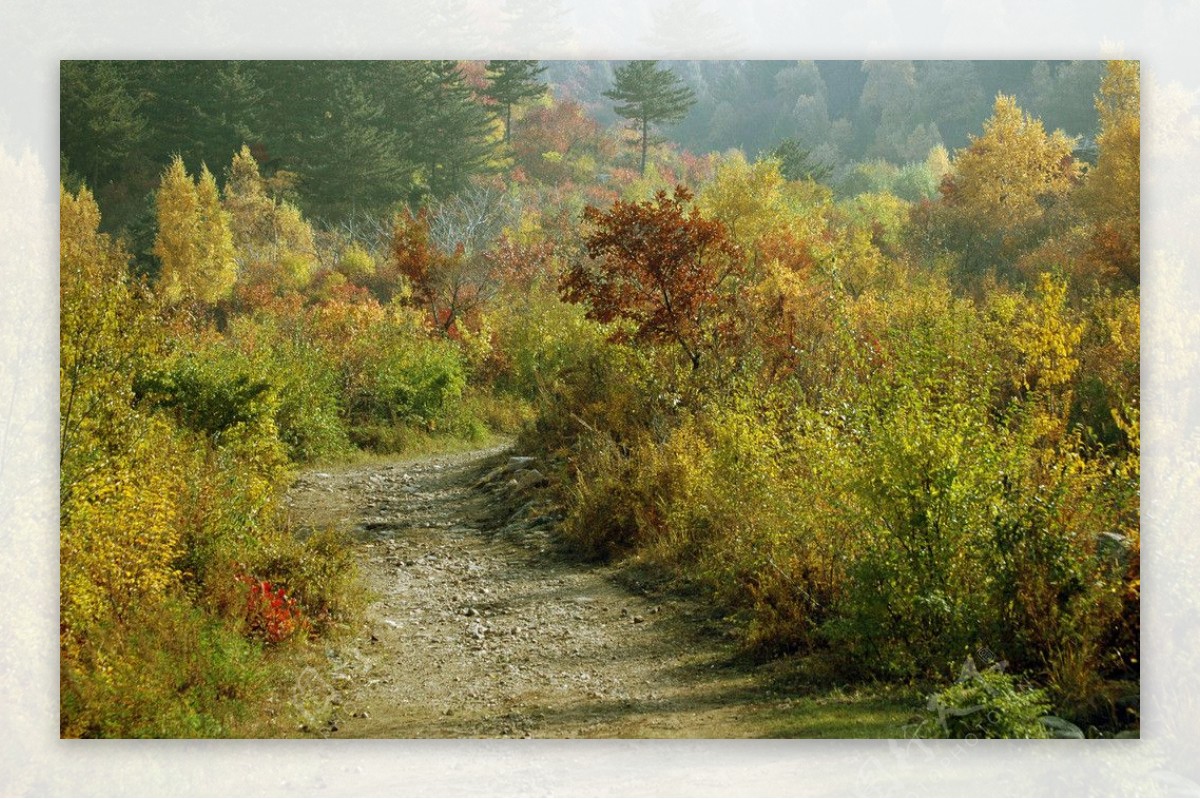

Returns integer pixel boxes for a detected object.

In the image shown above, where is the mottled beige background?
[1,2,1192,795]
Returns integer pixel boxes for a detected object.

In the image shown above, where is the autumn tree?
[484,60,547,143]
[698,152,788,276]
[153,156,237,307]
[561,185,741,370]
[60,184,154,480]
[221,145,318,302]
[1080,60,1140,284]
[392,183,519,333]
[60,184,187,642]
[511,99,613,185]
[604,61,696,177]
[935,94,1080,277]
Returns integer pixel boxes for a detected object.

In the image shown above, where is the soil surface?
[283,444,909,738]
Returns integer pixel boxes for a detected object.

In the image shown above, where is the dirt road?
[283,445,909,738]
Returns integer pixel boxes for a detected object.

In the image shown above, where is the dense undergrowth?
[515,83,1139,735]
[61,60,1139,738]
[59,181,525,737]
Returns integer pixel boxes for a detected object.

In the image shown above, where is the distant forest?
[547,60,1103,161]
[61,60,1103,232]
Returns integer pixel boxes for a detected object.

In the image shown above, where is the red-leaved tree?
[561,185,742,370]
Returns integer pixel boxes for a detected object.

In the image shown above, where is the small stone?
[632,615,645,624]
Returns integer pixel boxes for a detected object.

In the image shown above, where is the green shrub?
[919,662,1051,739]
[135,355,272,440]
[261,338,351,462]
[489,286,610,403]
[61,598,267,738]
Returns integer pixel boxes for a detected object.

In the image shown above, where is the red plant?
[237,573,309,644]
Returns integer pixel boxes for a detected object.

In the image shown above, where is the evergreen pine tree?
[60,61,146,190]
[604,60,696,176]
[412,61,500,199]
[484,60,547,143]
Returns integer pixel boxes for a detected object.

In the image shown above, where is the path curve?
[284,445,903,738]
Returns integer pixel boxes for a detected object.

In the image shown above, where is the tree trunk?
[505,104,512,143]
[640,116,648,177]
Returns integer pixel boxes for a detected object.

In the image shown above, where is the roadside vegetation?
[61,59,1139,737]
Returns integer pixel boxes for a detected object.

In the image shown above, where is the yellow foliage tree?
[196,164,238,300]
[152,156,199,303]
[224,145,276,266]
[60,184,154,487]
[222,146,318,296]
[1011,273,1084,394]
[153,156,237,306]
[942,95,1080,275]
[1081,60,1140,283]
[699,151,786,260]
[925,143,951,183]
[952,95,1078,228]
[60,184,185,633]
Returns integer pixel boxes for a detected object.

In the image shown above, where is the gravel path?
[283,445,876,738]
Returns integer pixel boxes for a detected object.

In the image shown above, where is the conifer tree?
[484,60,547,143]
[60,61,146,189]
[604,61,696,176]
[414,60,500,198]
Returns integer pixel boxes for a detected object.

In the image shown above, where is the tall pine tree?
[60,61,146,190]
[484,60,547,143]
[411,61,500,200]
[604,60,696,176]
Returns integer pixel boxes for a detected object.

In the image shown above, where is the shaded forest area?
[60,59,1138,738]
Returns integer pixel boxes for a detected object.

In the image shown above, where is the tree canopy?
[562,185,740,370]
